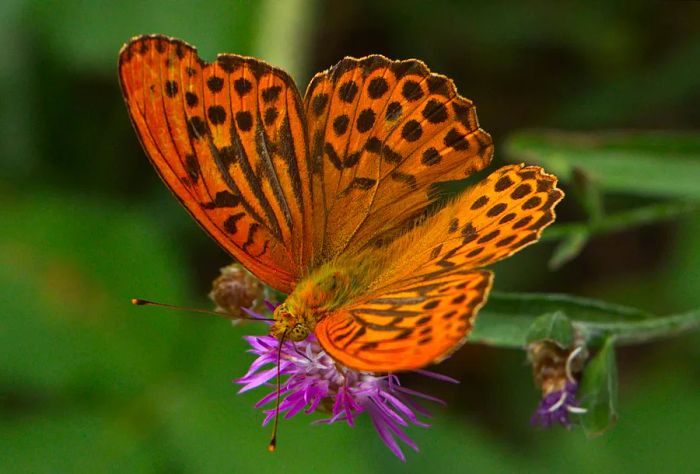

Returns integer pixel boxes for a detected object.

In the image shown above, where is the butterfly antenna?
[131,298,274,322]
[268,329,288,452]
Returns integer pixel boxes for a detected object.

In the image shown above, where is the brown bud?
[528,341,587,395]
[209,263,267,320]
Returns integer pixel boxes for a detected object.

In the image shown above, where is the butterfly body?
[271,253,378,340]
[119,35,563,373]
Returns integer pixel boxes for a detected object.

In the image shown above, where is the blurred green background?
[2,1,700,472]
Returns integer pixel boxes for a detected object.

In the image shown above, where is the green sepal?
[525,311,575,349]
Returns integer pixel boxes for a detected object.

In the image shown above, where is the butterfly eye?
[290,323,309,341]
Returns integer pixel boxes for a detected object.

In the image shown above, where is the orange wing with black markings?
[303,56,493,264]
[119,35,314,293]
[314,165,563,371]
[315,270,492,372]
[401,164,565,282]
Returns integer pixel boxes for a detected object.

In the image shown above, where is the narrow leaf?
[548,231,589,270]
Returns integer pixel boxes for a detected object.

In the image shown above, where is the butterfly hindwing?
[304,56,494,264]
[314,270,492,372]
[119,35,315,293]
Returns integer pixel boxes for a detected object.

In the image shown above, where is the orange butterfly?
[119,35,563,373]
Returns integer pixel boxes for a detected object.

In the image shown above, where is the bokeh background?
[2,1,700,472]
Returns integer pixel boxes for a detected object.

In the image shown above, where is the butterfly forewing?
[119,36,315,293]
[381,164,564,287]
[304,56,494,263]
[429,164,564,272]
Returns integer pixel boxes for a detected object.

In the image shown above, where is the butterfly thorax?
[270,261,375,341]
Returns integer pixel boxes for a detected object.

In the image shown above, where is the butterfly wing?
[119,35,315,293]
[315,269,492,372]
[314,164,563,372]
[393,164,565,282]
[303,56,493,265]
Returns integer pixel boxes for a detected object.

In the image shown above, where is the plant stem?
[542,201,699,242]
[578,310,700,346]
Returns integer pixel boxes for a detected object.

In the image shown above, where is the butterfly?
[119,35,563,373]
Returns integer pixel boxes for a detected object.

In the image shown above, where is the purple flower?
[530,381,586,429]
[235,314,456,461]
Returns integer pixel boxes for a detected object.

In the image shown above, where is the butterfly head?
[271,303,312,341]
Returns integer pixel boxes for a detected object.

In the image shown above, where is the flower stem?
[472,292,700,349]
[577,309,700,346]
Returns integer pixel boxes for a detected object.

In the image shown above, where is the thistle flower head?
[235,308,455,461]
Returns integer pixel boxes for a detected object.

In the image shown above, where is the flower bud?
[209,263,267,320]
[528,340,587,428]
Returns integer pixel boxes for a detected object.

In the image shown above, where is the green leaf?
[548,230,589,270]
[471,292,700,349]
[570,167,605,223]
[579,336,618,437]
[525,311,574,348]
[505,130,700,200]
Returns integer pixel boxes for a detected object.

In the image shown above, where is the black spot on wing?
[444,128,469,150]
[367,76,389,99]
[185,92,198,107]
[223,212,245,234]
[185,154,200,181]
[207,76,224,93]
[356,108,376,133]
[203,191,240,209]
[338,80,359,102]
[233,77,253,96]
[207,105,227,125]
[422,99,448,123]
[312,93,329,116]
[401,120,423,142]
[187,116,208,140]
[262,85,282,102]
[164,80,178,97]
[324,142,343,170]
[264,107,278,126]
[242,223,260,252]
[235,111,253,132]
[333,114,350,135]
